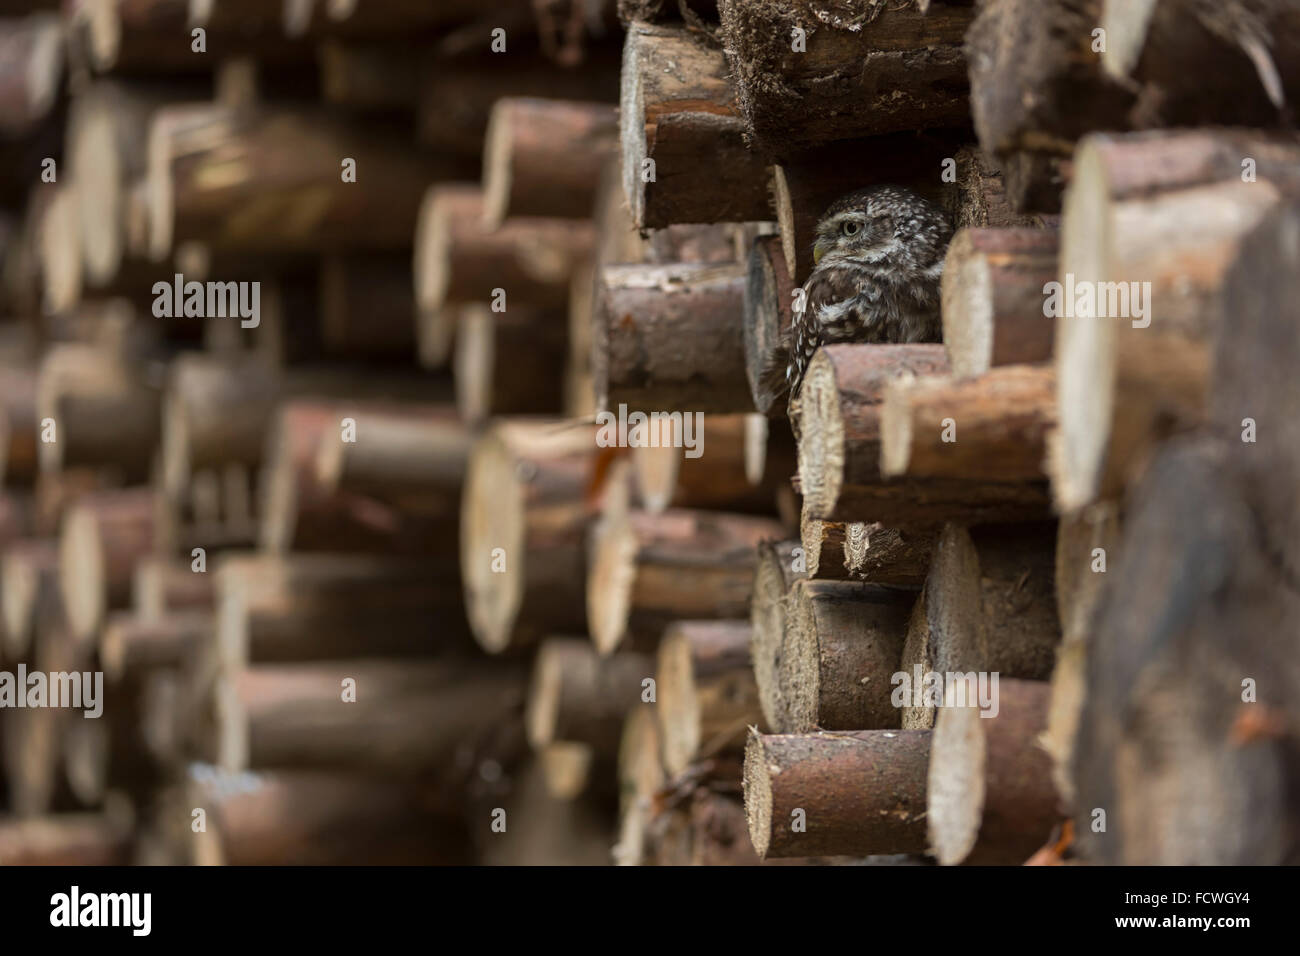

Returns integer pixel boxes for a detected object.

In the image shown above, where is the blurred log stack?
[0,0,1297,867]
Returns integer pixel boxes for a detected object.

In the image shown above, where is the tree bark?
[482,97,618,226]
[594,262,751,413]
[880,365,1056,483]
[1052,129,1300,511]
[966,0,1135,213]
[899,522,1060,730]
[718,0,972,155]
[217,658,527,776]
[940,226,1058,377]
[587,505,782,655]
[619,22,771,228]
[59,488,157,644]
[526,638,652,755]
[413,183,595,313]
[743,729,931,858]
[147,103,459,259]
[460,419,598,653]
[927,677,1060,864]
[656,619,758,775]
[215,552,470,669]
[453,303,567,424]
[781,579,912,732]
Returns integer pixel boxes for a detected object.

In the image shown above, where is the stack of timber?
[0,0,1296,868]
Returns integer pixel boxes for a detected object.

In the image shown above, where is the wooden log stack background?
[0,0,1296,866]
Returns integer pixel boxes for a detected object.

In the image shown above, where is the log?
[879,365,1057,483]
[899,522,1060,730]
[477,756,617,867]
[132,554,214,620]
[313,402,470,509]
[525,638,652,755]
[166,769,473,865]
[216,659,526,776]
[1046,510,1123,804]
[631,413,780,514]
[941,145,1047,233]
[453,303,567,424]
[614,703,665,866]
[3,605,83,815]
[743,234,795,416]
[100,610,211,682]
[780,579,911,733]
[413,183,595,313]
[35,183,81,314]
[800,503,933,587]
[656,620,758,775]
[160,353,280,502]
[797,508,850,581]
[66,81,202,288]
[940,227,1059,377]
[593,262,751,413]
[796,344,949,515]
[0,362,36,485]
[587,506,783,655]
[966,0,1135,212]
[718,0,972,155]
[538,741,597,801]
[59,487,157,643]
[215,553,468,670]
[68,0,309,73]
[35,342,161,482]
[0,811,134,865]
[1052,129,1300,510]
[260,399,457,555]
[1073,209,1300,864]
[147,103,458,259]
[417,51,620,159]
[618,22,772,228]
[482,97,618,226]
[319,251,416,359]
[460,418,597,653]
[0,14,62,137]
[749,538,802,732]
[0,536,56,660]
[743,730,931,858]
[317,38,420,110]
[799,342,1054,523]
[927,677,1060,864]
[162,357,453,504]
[1101,0,1300,129]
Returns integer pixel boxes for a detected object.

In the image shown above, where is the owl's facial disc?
[813,212,866,264]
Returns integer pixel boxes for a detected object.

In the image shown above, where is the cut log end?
[524,641,567,750]
[586,511,638,657]
[940,230,996,377]
[618,30,650,228]
[741,733,774,858]
[59,505,104,643]
[655,628,699,775]
[1053,141,1117,512]
[480,104,514,230]
[459,431,527,654]
[795,353,846,518]
[926,702,986,866]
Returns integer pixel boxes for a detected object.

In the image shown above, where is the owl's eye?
[841,221,861,237]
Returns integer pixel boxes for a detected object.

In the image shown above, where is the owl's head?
[811,185,951,269]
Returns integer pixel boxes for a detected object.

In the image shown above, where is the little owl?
[778,185,952,402]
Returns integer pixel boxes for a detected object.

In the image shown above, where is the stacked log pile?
[1,0,1297,867]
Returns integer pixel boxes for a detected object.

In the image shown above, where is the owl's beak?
[812,238,829,265]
